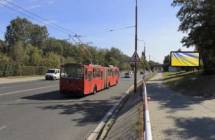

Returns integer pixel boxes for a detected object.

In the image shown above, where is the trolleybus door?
[85,69,93,94]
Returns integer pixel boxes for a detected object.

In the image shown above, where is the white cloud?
[0,0,13,6]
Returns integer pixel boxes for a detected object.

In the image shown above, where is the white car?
[45,69,60,80]
[124,72,132,78]
[129,71,133,76]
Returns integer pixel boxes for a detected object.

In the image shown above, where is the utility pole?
[144,44,146,61]
[134,0,138,93]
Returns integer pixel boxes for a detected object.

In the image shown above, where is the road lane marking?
[0,85,57,97]
[0,86,8,89]
[0,125,7,131]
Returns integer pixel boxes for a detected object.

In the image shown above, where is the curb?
[86,79,143,140]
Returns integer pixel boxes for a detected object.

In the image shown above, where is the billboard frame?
[170,51,200,67]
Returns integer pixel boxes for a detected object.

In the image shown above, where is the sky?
[0,0,194,63]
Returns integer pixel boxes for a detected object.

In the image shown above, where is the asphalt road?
[0,75,140,140]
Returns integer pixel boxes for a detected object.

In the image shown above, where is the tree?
[172,0,215,74]
[41,52,60,67]
[5,17,48,48]
[30,24,48,48]
[163,55,170,72]
[10,41,25,64]
[148,60,160,72]
[0,40,6,53]
[43,38,63,55]
[0,52,11,64]
[24,44,42,66]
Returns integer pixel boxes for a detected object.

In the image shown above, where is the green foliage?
[0,52,11,64]
[172,0,215,74]
[5,17,48,48]
[41,52,60,68]
[24,44,42,66]
[0,39,6,53]
[0,17,131,76]
[43,38,63,55]
[163,55,170,72]
[10,41,25,64]
[0,64,48,77]
[148,60,160,71]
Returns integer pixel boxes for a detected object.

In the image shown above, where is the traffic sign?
[130,51,140,62]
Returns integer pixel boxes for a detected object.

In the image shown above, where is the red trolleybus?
[60,63,120,96]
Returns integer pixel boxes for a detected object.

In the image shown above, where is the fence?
[0,64,48,77]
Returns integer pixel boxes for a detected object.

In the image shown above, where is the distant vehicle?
[124,72,132,78]
[60,63,120,96]
[129,71,133,75]
[45,69,60,80]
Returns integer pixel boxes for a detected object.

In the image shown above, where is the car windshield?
[47,70,55,73]
[61,65,84,79]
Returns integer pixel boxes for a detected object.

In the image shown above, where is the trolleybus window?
[87,71,93,81]
[61,65,84,79]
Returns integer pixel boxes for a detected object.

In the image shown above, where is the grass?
[162,71,215,97]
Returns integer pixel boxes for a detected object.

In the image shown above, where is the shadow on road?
[164,117,215,140]
[21,86,143,128]
[22,90,83,101]
[19,81,143,128]
[38,97,120,126]
[147,83,212,113]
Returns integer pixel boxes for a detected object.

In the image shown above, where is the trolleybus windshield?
[61,65,84,79]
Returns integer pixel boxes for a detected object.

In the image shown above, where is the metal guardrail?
[143,81,153,140]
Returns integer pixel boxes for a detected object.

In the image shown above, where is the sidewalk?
[0,76,44,84]
[147,73,215,140]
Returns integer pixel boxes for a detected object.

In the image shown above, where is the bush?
[0,64,48,77]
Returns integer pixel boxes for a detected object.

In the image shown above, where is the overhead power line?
[0,0,137,46]
[107,25,135,32]
[0,0,83,43]
[2,0,76,34]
